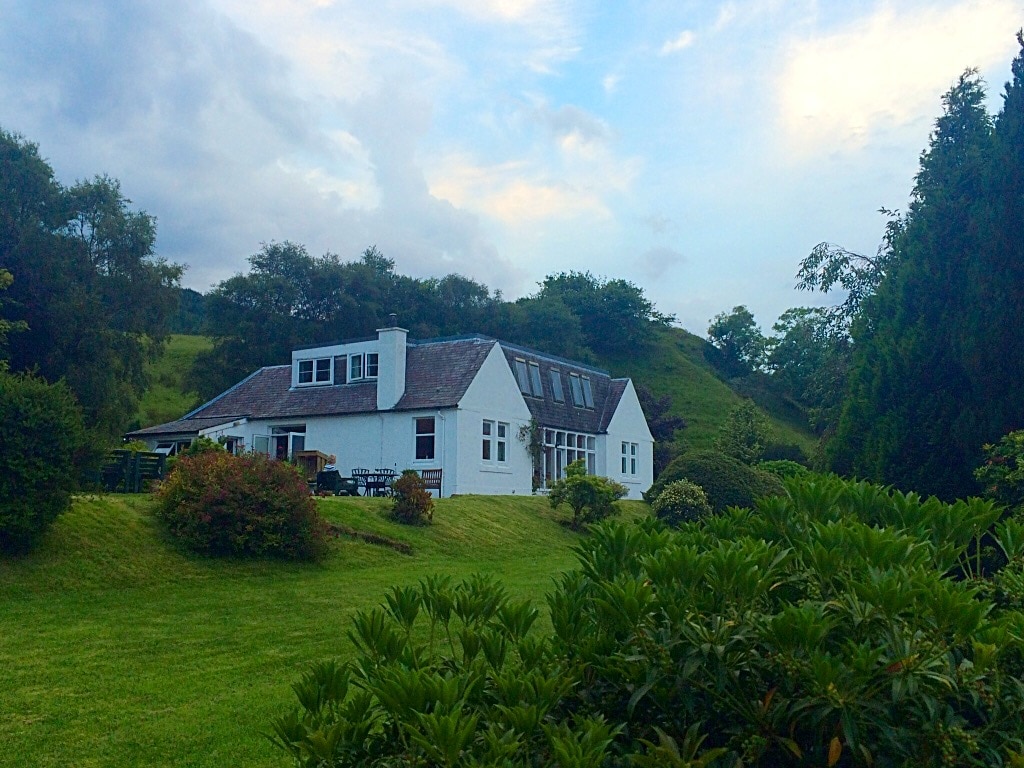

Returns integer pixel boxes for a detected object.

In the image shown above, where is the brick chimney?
[376,314,407,410]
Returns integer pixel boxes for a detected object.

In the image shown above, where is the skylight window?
[528,362,543,397]
[568,373,584,407]
[514,358,531,395]
[581,376,594,408]
[550,370,564,402]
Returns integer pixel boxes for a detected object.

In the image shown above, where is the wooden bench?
[419,468,442,496]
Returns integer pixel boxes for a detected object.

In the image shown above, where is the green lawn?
[0,494,642,767]
[136,334,213,429]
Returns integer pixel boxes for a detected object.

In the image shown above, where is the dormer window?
[298,357,332,386]
[349,352,379,381]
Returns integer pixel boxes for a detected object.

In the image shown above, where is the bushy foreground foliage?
[273,475,1024,766]
[548,459,628,529]
[391,470,434,525]
[650,479,711,526]
[646,449,784,512]
[976,429,1024,512]
[155,451,327,560]
[0,370,87,553]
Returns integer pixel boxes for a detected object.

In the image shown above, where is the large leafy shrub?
[548,459,627,529]
[647,449,783,512]
[714,399,771,464]
[390,470,434,525]
[155,451,327,560]
[273,475,1024,767]
[0,370,86,553]
[976,430,1024,512]
[651,479,712,526]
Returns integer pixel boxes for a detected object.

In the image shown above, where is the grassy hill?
[1,493,643,767]
[137,332,816,455]
[598,326,815,455]
[135,334,213,429]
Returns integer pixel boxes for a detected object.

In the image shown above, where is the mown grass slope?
[0,493,644,768]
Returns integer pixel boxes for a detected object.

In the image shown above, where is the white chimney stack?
[376,315,407,410]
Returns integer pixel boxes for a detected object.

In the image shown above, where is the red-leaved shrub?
[155,451,327,560]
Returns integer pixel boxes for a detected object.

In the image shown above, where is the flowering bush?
[155,451,327,560]
[390,470,434,525]
[651,479,712,526]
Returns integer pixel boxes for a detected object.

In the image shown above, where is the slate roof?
[128,334,632,439]
[128,337,496,438]
[497,342,629,434]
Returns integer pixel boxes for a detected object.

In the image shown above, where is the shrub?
[975,429,1024,511]
[0,370,87,553]
[155,451,327,560]
[647,449,783,513]
[651,479,711,526]
[758,459,809,479]
[275,476,1024,767]
[548,459,628,529]
[390,470,434,525]
[714,399,771,464]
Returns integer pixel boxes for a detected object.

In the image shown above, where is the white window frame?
[414,417,436,461]
[297,357,332,386]
[482,420,509,463]
[621,441,638,476]
[348,352,380,382]
[541,429,596,487]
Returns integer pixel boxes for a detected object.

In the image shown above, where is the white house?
[128,319,654,498]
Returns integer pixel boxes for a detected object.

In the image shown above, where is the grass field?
[0,494,642,767]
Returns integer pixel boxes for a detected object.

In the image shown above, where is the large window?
[297,357,332,385]
[621,441,638,475]
[482,420,508,463]
[415,417,436,460]
[541,429,596,486]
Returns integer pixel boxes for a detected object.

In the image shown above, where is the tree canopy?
[0,129,182,441]
[825,49,1024,499]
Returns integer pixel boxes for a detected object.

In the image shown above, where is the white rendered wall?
[452,344,534,495]
[603,380,655,499]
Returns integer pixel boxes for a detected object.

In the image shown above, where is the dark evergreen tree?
[828,69,1000,499]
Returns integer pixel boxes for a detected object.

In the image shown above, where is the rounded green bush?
[0,371,87,553]
[155,451,327,560]
[758,459,810,479]
[651,479,712,526]
[646,449,784,513]
[391,470,434,525]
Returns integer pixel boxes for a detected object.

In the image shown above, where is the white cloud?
[776,0,1020,154]
[660,29,696,55]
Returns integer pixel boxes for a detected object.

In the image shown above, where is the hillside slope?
[593,326,814,454]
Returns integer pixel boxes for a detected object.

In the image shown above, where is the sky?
[1,0,1021,334]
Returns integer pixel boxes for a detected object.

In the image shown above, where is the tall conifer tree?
[828,71,995,499]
